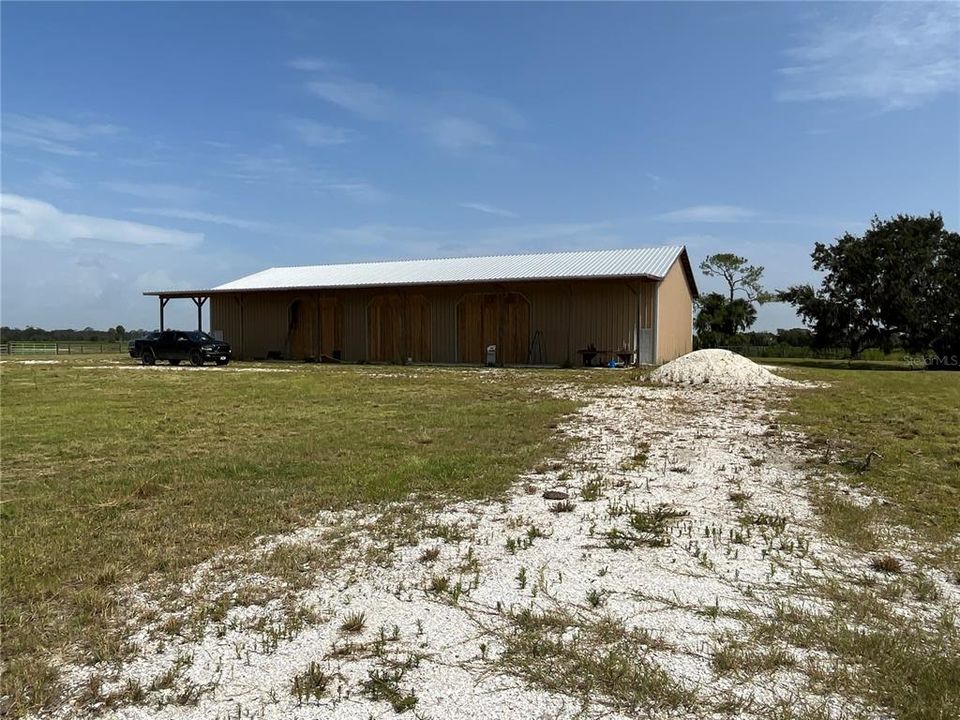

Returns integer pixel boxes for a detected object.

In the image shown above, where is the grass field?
[2,357,958,719]
[0,359,594,715]
[781,365,960,560]
[753,365,960,720]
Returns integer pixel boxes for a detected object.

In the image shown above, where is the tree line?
[0,326,152,343]
[695,212,959,368]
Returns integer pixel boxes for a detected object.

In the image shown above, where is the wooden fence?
[0,341,126,355]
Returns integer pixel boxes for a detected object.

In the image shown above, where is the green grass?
[719,584,960,720]
[782,367,960,551]
[0,358,586,715]
[746,367,960,719]
[498,607,694,714]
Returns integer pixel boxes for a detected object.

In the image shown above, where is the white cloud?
[218,147,386,202]
[306,79,390,119]
[130,207,275,233]
[297,63,524,152]
[317,182,388,203]
[1,194,202,247]
[312,220,617,262]
[283,117,352,146]
[288,57,344,72]
[101,181,201,204]
[429,117,496,150]
[459,201,517,218]
[779,3,960,109]
[655,205,757,223]
[37,170,76,190]
[222,149,303,184]
[2,113,122,156]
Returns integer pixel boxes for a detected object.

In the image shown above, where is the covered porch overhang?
[143,290,215,332]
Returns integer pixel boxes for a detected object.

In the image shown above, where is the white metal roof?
[194,245,690,294]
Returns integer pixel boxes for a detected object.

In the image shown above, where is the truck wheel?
[169,359,181,366]
[190,350,204,367]
[142,350,156,366]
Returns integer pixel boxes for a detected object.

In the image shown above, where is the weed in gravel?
[606,504,688,550]
[741,512,788,532]
[361,654,421,713]
[550,499,576,513]
[516,567,528,589]
[292,662,332,704]
[870,555,904,574]
[527,524,546,541]
[619,443,650,471]
[736,581,960,720]
[428,575,450,595]
[149,653,193,692]
[630,504,688,533]
[340,611,366,634]
[418,547,440,563]
[908,574,941,602]
[581,476,604,501]
[712,640,796,675]
[255,542,325,589]
[586,588,605,608]
[497,608,692,714]
[428,522,468,543]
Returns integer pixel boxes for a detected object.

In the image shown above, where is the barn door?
[404,294,432,362]
[457,292,529,364]
[368,294,403,362]
[502,292,530,364]
[367,294,432,363]
[288,298,316,360]
[318,296,343,358]
[457,294,480,363]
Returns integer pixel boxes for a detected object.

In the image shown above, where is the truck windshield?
[186,331,215,343]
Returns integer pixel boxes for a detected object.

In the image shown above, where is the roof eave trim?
[144,272,670,297]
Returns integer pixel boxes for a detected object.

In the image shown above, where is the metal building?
[145,245,697,365]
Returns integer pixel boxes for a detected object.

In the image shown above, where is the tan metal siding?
[210,276,664,364]
[210,296,240,347]
[655,259,694,363]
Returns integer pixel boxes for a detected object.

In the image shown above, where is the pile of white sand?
[650,349,797,387]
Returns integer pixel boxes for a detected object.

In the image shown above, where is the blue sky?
[2,2,958,331]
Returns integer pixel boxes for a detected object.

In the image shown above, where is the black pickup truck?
[127,332,160,359]
[136,330,232,366]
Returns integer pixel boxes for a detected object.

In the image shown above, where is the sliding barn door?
[457,292,530,364]
[368,294,432,362]
[404,294,432,362]
[368,294,403,362]
[288,297,316,360]
[318,296,343,358]
[502,292,530,364]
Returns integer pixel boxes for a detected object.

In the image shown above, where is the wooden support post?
[160,297,170,331]
[191,296,207,331]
